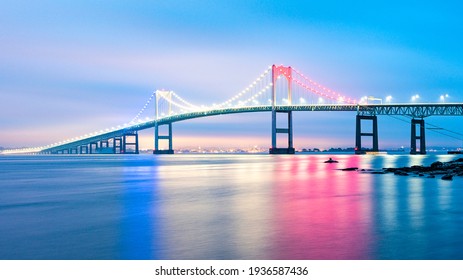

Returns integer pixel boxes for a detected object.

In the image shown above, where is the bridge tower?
[153,90,174,154]
[269,65,295,154]
[355,115,379,154]
[123,131,140,154]
[410,119,426,154]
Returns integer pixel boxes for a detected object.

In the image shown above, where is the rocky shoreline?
[340,158,463,181]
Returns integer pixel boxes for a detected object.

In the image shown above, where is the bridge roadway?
[41,103,463,154]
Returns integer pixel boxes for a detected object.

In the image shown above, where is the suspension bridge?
[3,65,463,155]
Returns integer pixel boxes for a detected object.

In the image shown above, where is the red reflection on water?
[271,155,373,259]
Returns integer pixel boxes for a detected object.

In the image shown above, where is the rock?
[383,168,397,173]
[411,165,424,170]
[394,171,408,176]
[441,174,453,181]
[340,167,358,171]
[341,157,463,180]
[431,161,443,169]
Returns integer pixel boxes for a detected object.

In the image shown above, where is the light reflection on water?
[0,154,462,259]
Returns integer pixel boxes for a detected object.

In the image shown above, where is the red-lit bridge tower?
[270,65,295,154]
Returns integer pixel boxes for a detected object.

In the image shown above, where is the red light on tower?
[272,65,293,105]
[273,65,292,84]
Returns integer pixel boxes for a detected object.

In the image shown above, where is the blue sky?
[1,1,463,149]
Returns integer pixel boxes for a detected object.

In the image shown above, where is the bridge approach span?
[39,103,463,154]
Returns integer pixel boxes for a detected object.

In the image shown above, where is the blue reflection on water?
[372,173,463,259]
[120,159,158,259]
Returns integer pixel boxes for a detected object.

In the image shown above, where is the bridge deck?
[38,103,463,153]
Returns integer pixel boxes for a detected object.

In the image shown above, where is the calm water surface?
[0,154,462,260]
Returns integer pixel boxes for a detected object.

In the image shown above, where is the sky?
[1,0,463,150]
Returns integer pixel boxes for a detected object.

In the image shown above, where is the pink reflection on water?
[271,155,373,259]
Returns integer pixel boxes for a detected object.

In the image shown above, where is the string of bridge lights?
[0,66,359,154]
[292,78,356,104]
[6,65,459,155]
[130,92,155,123]
[155,66,273,113]
[232,84,273,106]
[132,66,273,120]
[156,93,200,113]
[213,66,272,108]
[140,64,358,119]
[171,91,200,109]
[292,68,356,104]
[156,84,273,113]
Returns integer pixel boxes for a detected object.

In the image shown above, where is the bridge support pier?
[96,139,114,154]
[410,119,426,155]
[80,145,89,154]
[114,136,123,154]
[89,142,99,154]
[100,140,109,148]
[123,132,139,154]
[355,115,379,154]
[154,122,174,154]
[269,110,295,154]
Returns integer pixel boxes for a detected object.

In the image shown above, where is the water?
[0,153,462,260]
